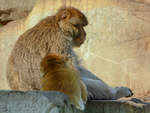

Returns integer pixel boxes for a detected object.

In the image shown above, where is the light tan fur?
[40,54,87,110]
[7,7,88,90]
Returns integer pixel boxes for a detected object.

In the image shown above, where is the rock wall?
[0,0,36,10]
[75,0,150,96]
[75,1,150,97]
[0,0,150,97]
[0,0,35,25]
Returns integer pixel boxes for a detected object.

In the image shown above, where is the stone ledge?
[83,99,150,113]
[0,90,149,113]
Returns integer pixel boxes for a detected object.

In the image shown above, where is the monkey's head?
[40,54,69,73]
[56,7,88,47]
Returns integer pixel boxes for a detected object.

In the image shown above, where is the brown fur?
[7,7,88,90]
[40,54,87,110]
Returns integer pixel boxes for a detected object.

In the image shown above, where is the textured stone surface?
[0,0,150,97]
[0,90,149,113]
[0,8,29,23]
[83,99,150,113]
[0,90,72,113]
[0,0,35,25]
[0,0,36,10]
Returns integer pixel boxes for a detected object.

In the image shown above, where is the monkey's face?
[72,26,86,47]
[57,7,88,47]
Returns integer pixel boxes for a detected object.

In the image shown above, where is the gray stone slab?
[0,90,72,113]
[0,90,150,113]
[83,99,150,113]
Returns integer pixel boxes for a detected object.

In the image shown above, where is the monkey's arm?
[77,65,101,80]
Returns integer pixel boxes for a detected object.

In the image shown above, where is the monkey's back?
[41,68,81,96]
[6,16,74,90]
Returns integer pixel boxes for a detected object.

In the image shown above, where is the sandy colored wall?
[0,0,150,97]
[0,0,36,10]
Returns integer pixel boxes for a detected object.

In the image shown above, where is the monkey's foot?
[115,87,133,99]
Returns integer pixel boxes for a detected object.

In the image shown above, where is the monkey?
[7,7,88,90]
[40,54,87,110]
[7,6,133,100]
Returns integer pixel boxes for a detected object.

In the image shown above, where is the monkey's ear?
[61,10,70,19]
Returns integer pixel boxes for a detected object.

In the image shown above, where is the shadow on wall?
[0,9,14,25]
[0,20,13,25]
[0,8,31,26]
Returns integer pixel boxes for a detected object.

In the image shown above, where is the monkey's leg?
[82,78,133,100]
[114,86,133,99]
[78,66,133,100]
[80,80,87,104]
